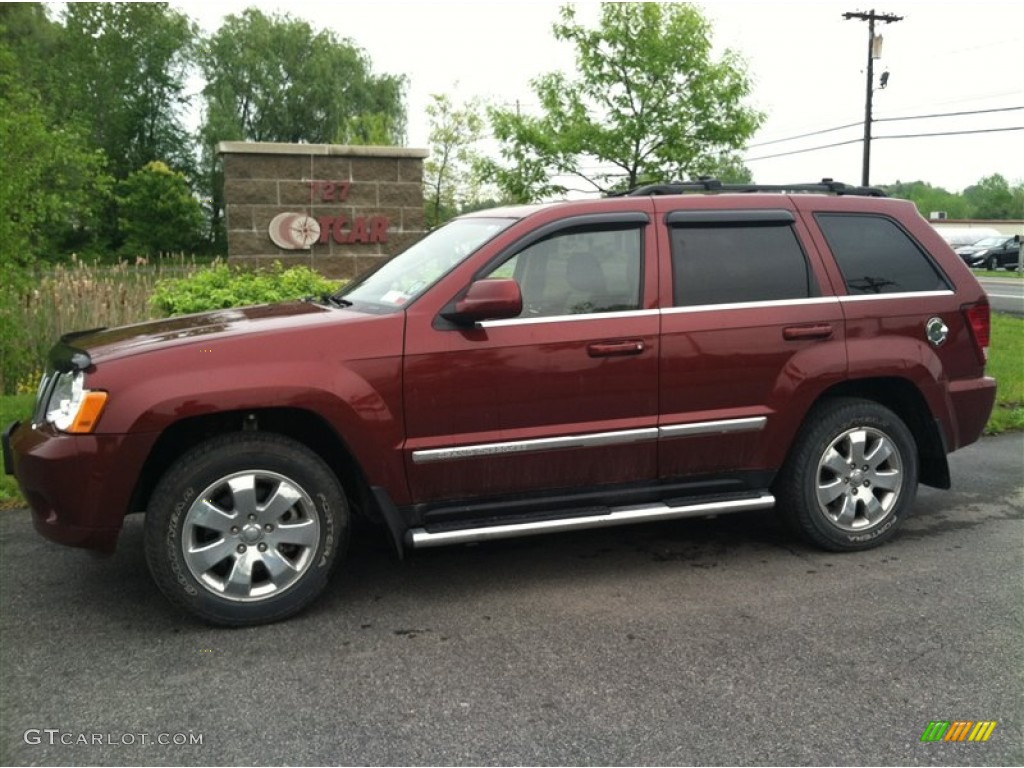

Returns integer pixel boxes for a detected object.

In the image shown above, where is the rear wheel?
[776,398,918,551]
[144,433,348,626]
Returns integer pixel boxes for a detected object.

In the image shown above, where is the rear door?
[655,201,848,483]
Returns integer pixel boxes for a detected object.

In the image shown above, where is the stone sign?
[217,141,428,279]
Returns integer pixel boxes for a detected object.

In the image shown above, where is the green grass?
[0,394,33,508]
[1,315,1021,509]
[975,269,1022,278]
[986,313,1024,434]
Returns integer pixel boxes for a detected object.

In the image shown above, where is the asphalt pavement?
[1,433,1021,766]
[979,275,1024,316]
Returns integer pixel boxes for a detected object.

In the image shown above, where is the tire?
[144,433,348,626]
[987,255,999,271]
[775,398,918,551]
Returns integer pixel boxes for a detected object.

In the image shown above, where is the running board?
[407,492,775,549]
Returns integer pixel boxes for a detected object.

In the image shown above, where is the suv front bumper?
[5,420,154,554]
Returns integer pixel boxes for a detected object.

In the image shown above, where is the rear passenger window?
[670,222,816,307]
[815,214,949,295]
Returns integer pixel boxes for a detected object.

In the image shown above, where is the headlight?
[44,371,107,433]
[974,250,989,258]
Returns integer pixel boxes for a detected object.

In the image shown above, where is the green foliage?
[199,8,406,145]
[425,92,488,228]
[334,113,402,146]
[0,41,111,276]
[0,394,34,508]
[150,262,339,316]
[1,257,205,395]
[962,175,1024,220]
[57,3,198,182]
[117,162,205,258]
[484,3,762,201]
[885,175,1024,220]
[986,313,1024,434]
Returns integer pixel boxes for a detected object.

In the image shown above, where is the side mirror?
[442,279,523,325]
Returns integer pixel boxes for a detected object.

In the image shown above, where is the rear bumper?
[7,421,155,554]
[948,376,997,450]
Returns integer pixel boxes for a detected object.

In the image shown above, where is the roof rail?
[616,177,886,198]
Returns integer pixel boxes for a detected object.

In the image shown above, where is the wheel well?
[812,378,950,489]
[129,408,377,520]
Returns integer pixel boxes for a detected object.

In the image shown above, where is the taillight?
[963,300,990,363]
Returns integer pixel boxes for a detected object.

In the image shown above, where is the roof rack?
[615,177,887,198]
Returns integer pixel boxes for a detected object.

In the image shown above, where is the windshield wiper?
[323,294,352,308]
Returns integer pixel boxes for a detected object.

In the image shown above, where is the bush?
[150,261,340,315]
[117,161,205,258]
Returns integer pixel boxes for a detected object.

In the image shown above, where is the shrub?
[117,161,205,258]
[150,261,340,315]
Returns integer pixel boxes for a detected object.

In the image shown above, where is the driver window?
[484,226,642,318]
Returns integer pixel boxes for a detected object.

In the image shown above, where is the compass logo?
[268,213,322,249]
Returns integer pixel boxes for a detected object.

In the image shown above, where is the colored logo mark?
[920,720,997,742]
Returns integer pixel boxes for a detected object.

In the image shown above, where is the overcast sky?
[171,0,1024,195]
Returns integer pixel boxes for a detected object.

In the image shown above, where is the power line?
[875,125,1024,140]
[876,105,1024,123]
[745,138,863,163]
[747,122,862,149]
[744,125,1024,163]
[748,105,1024,149]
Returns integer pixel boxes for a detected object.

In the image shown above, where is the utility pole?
[843,9,903,186]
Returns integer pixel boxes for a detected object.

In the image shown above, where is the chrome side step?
[407,492,775,549]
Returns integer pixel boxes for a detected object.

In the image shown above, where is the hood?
[61,301,344,365]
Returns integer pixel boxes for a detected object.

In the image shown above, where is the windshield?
[337,217,515,311]
[972,236,1004,248]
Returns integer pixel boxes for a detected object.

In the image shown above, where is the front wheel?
[775,398,918,551]
[144,433,348,626]
[987,255,1000,271]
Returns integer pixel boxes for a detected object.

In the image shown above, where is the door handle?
[783,324,834,341]
[587,340,646,357]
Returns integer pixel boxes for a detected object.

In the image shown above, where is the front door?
[402,217,660,504]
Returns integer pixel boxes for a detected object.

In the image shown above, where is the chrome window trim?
[411,416,769,463]
[838,290,954,302]
[662,297,840,315]
[479,308,659,328]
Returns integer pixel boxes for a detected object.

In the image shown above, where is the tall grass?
[1,256,205,394]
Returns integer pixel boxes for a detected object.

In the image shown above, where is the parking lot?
[1,433,1021,766]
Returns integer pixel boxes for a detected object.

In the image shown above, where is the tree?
[117,162,205,258]
[884,180,969,219]
[424,92,487,228]
[57,3,198,181]
[484,3,762,201]
[0,37,110,394]
[0,3,62,99]
[199,9,406,145]
[0,41,109,273]
[962,174,1022,220]
[198,8,407,253]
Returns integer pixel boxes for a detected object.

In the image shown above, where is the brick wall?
[217,141,428,279]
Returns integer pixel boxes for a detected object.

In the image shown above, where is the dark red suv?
[3,180,996,625]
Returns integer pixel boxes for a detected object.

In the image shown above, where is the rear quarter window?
[815,213,949,295]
